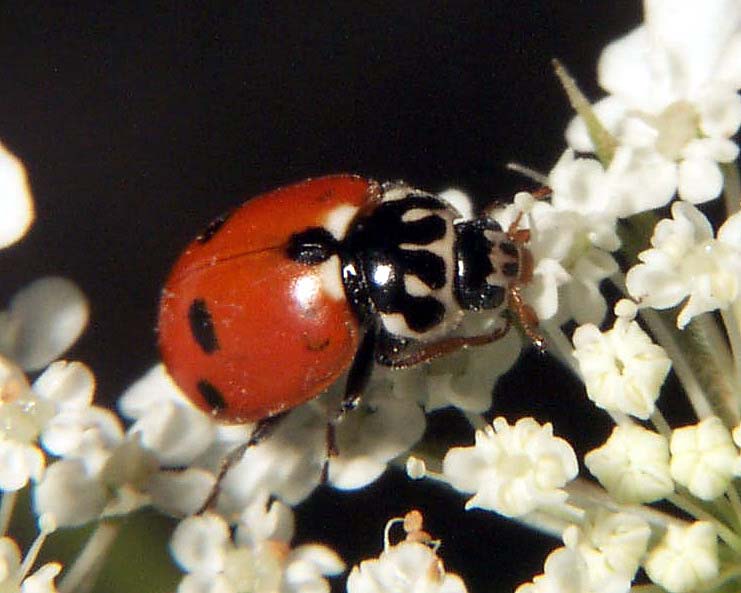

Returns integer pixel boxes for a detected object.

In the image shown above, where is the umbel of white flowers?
[1,1,741,593]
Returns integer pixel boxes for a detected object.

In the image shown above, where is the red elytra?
[158,175,376,423]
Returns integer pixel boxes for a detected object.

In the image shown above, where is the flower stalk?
[59,520,122,593]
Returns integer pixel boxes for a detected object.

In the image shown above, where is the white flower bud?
[585,424,673,503]
[573,317,671,420]
[644,521,718,593]
[670,416,737,500]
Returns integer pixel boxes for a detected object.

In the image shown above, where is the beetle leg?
[504,199,546,351]
[382,315,513,368]
[322,326,377,482]
[341,326,377,414]
[197,411,288,514]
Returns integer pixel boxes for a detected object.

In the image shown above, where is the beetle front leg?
[322,325,377,481]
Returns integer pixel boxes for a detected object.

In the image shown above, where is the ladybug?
[158,175,540,477]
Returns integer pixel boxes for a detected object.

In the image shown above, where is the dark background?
[0,3,641,592]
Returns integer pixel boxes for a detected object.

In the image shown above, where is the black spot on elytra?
[286,227,339,264]
[188,299,219,354]
[197,379,227,412]
[306,337,331,351]
[196,210,232,243]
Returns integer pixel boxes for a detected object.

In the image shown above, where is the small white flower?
[347,515,467,593]
[0,141,34,249]
[0,525,61,593]
[552,147,675,219]
[514,546,590,593]
[123,364,427,517]
[670,416,737,500]
[585,424,673,503]
[19,562,62,593]
[0,277,89,372]
[120,365,217,467]
[0,439,44,492]
[235,494,295,549]
[171,513,230,577]
[562,510,650,593]
[644,521,718,593]
[330,376,426,489]
[32,373,163,526]
[217,400,325,518]
[33,459,108,527]
[0,358,99,492]
[626,202,741,328]
[442,417,578,517]
[572,305,671,420]
[347,542,467,593]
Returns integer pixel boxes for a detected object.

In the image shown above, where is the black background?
[0,3,641,592]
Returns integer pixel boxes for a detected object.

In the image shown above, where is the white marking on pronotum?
[401,208,434,223]
[317,256,344,301]
[323,204,359,240]
[404,274,429,297]
[381,185,412,202]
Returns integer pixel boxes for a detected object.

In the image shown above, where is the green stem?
[514,504,584,538]
[649,409,672,440]
[680,315,739,426]
[721,307,741,395]
[0,491,17,537]
[611,274,713,419]
[59,520,122,593]
[542,320,580,377]
[726,487,741,530]
[566,478,687,530]
[722,161,741,217]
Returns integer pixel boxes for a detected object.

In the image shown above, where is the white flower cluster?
[627,201,741,328]
[170,497,343,593]
[567,0,741,206]
[420,2,741,593]
[0,138,524,590]
[2,1,741,592]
